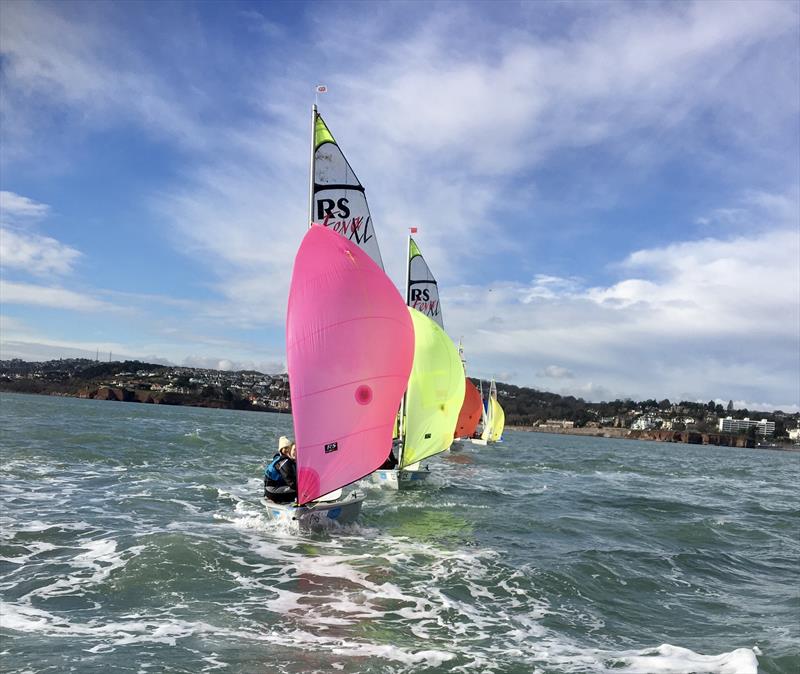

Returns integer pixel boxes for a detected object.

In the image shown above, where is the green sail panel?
[313,112,383,269]
[407,237,443,329]
[314,115,335,149]
[401,308,465,468]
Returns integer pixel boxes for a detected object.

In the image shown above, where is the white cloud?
[0,2,796,408]
[181,355,284,373]
[446,197,799,407]
[0,314,134,361]
[0,191,81,275]
[0,280,117,312]
[4,1,797,307]
[0,191,49,221]
[0,227,82,275]
[151,0,798,323]
[0,2,214,161]
[539,365,575,379]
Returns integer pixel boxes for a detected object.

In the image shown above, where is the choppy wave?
[0,393,797,673]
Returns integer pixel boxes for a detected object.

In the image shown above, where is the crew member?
[264,436,297,503]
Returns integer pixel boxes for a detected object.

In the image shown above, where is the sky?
[1,0,798,411]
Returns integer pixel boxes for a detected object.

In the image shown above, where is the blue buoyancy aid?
[265,454,283,482]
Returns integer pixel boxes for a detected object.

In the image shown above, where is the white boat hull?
[470,438,488,446]
[263,493,365,528]
[371,467,431,490]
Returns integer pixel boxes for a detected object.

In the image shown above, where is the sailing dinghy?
[453,378,483,449]
[451,342,482,450]
[487,379,506,442]
[372,235,464,488]
[470,379,489,445]
[264,105,413,526]
[470,378,505,445]
[266,225,414,526]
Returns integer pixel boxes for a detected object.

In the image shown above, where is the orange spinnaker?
[454,378,482,439]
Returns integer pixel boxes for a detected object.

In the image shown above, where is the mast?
[397,231,413,466]
[404,231,412,304]
[308,103,317,228]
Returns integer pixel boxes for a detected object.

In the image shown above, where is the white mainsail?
[310,108,383,269]
[480,379,493,442]
[407,237,443,329]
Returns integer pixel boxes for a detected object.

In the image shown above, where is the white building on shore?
[718,416,775,437]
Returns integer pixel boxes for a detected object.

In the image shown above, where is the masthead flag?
[316,85,328,94]
[410,227,418,233]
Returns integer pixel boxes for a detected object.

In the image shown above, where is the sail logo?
[321,213,374,245]
[317,197,351,220]
[410,299,440,316]
[410,288,440,317]
[324,441,338,454]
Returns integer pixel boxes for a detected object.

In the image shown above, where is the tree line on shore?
[1,358,795,438]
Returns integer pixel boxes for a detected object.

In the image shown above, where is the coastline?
[507,425,800,451]
[2,386,795,451]
[0,385,291,415]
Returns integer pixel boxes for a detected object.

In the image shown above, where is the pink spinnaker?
[287,225,414,504]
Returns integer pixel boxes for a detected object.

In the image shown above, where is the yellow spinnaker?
[488,398,505,442]
[401,308,465,468]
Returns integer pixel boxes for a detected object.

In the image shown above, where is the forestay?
[401,308,465,469]
[407,237,443,329]
[286,225,414,504]
[312,112,383,269]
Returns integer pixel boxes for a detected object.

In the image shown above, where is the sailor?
[378,438,400,470]
[264,436,297,503]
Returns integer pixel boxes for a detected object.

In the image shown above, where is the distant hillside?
[1,358,795,437]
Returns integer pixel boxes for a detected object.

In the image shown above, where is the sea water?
[0,392,797,673]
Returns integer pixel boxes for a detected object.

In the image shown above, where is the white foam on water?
[0,601,256,647]
[268,627,456,667]
[73,538,118,564]
[21,538,146,602]
[7,519,93,534]
[0,541,58,564]
[390,500,491,510]
[215,487,244,504]
[0,600,464,666]
[606,643,759,674]
[199,653,227,671]
[262,587,306,615]
[169,498,202,514]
